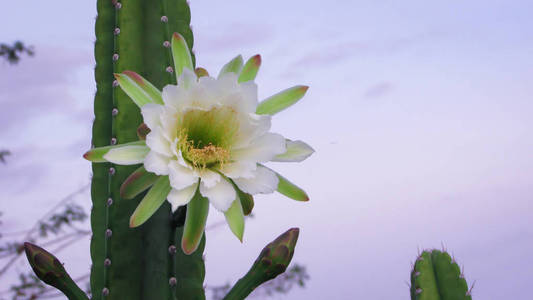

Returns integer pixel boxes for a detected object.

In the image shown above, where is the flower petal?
[224,197,245,242]
[200,177,236,212]
[256,85,309,115]
[233,165,279,195]
[168,160,198,190]
[103,145,149,165]
[238,54,261,83]
[182,191,209,254]
[129,176,171,227]
[272,140,315,162]
[171,32,194,77]
[141,103,164,130]
[144,151,170,175]
[235,80,258,113]
[114,71,163,107]
[120,166,159,199]
[83,141,146,163]
[231,133,286,163]
[219,161,257,179]
[145,128,172,157]
[218,55,243,78]
[198,169,221,189]
[232,114,272,149]
[177,68,198,89]
[167,182,199,212]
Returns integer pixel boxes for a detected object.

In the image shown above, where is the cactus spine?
[91,0,197,299]
[411,249,472,300]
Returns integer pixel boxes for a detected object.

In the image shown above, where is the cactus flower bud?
[253,227,299,280]
[222,228,300,300]
[24,242,89,300]
[24,242,66,284]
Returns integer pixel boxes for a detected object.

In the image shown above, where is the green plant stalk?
[91,0,199,299]
[223,228,300,300]
[410,249,472,300]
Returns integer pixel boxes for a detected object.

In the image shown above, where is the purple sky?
[1,0,533,298]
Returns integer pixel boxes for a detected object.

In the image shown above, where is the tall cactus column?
[91,0,198,299]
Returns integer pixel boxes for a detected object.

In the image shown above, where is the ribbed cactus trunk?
[91,1,203,299]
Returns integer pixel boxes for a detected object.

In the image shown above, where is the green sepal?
[238,54,261,83]
[227,178,254,215]
[256,85,309,115]
[260,165,309,201]
[224,198,245,242]
[237,188,254,216]
[194,67,209,78]
[129,176,171,228]
[182,189,209,254]
[171,32,194,77]
[218,55,243,78]
[83,140,145,163]
[120,166,159,199]
[103,144,149,165]
[114,71,163,107]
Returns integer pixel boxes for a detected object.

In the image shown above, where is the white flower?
[84,33,314,254]
[142,69,286,212]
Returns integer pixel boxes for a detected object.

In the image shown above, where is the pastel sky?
[1,0,532,299]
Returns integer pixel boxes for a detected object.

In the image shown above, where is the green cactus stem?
[173,227,206,299]
[223,228,300,300]
[410,249,472,300]
[91,0,198,299]
[24,243,89,300]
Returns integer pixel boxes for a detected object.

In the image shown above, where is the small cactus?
[411,249,472,300]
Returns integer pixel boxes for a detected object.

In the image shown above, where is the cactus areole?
[84,32,314,254]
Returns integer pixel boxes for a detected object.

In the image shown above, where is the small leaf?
[172,32,194,77]
[114,71,163,107]
[238,54,261,83]
[120,166,159,199]
[182,189,209,255]
[103,145,149,165]
[83,141,145,163]
[129,176,171,227]
[224,198,245,242]
[218,55,243,78]
[256,85,309,115]
[272,139,314,162]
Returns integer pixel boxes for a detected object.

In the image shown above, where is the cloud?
[0,46,92,132]
[197,23,275,53]
[363,82,394,99]
[286,31,444,70]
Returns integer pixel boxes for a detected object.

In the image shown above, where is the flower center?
[177,106,239,169]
